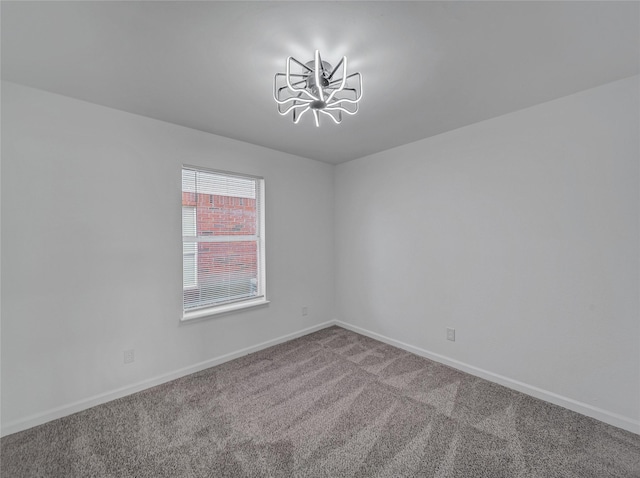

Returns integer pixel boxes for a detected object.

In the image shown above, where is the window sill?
[181,297,270,322]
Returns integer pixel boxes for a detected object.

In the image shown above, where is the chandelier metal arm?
[276,79,308,101]
[314,50,325,102]
[274,74,314,105]
[286,57,318,100]
[278,100,313,116]
[328,95,360,106]
[275,79,314,116]
[319,109,341,124]
[325,104,358,115]
[328,72,361,85]
[324,57,347,104]
[275,93,313,107]
[289,57,314,73]
[329,75,362,103]
[327,57,344,81]
[293,105,311,124]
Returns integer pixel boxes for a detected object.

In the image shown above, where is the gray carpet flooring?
[2,326,639,477]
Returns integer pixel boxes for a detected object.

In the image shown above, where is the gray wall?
[3,76,639,435]
[1,82,335,433]
[335,76,639,430]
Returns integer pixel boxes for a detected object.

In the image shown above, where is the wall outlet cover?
[446,328,455,341]
[124,349,135,364]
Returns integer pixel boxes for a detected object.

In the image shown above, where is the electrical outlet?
[124,349,135,364]
[302,306,308,316]
[446,328,455,342]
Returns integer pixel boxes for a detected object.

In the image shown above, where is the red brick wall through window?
[183,191,258,303]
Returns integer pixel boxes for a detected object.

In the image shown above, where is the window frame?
[181,165,268,322]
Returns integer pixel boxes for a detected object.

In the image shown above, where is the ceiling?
[2,1,638,164]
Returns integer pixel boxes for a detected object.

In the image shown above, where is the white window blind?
[182,167,265,315]
[182,206,197,288]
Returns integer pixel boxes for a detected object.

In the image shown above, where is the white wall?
[1,82,335,433]
[335,76,640,430]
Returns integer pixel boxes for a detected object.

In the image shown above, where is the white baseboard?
[5,319,637,437]
[1,321,337,437]
[334,320,640,435]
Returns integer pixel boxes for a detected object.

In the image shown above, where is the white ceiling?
[2,1,638,164]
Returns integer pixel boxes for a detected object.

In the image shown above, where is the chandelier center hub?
[310,100,327,110]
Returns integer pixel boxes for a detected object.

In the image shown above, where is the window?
[181,166,267,320]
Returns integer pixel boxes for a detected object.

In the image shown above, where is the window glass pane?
[182,167,264,313]
[183,241,258,310]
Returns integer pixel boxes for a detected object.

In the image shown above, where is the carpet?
[2,326,639,477]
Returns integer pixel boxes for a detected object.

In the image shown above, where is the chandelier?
[274,50,363,127]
